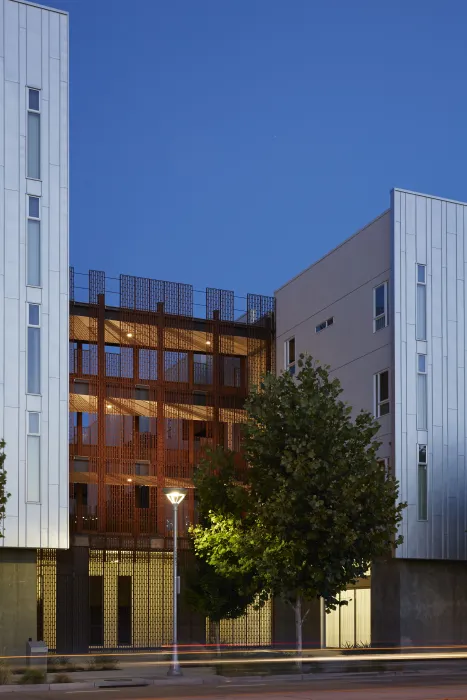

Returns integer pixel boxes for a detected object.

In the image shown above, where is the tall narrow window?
[27,88,40,179]
[285,337,296,375]
[417,354,427,430]
[27,304,40,394]
[418,445,428,521]
[27,196,40,286]
[375,370,390,417]
[27,412,40,502]
[416,264,427,340]
[373,282,388,331]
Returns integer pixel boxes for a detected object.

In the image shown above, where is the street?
[6,671,467,700]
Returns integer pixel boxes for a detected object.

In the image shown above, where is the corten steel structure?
[37,269,275,653]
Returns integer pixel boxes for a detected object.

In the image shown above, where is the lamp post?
[163,487,187,677]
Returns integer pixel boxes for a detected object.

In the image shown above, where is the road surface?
[5,671,467,700]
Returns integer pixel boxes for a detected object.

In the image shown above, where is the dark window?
[222,357,241,387]
[73,458,89,473]
[74,381,89,395]
[288,337,295,363]
[28,88,40,111]
[135,485,150,509]
[139,416,150,433]
[118,576,132,645]
[77,483,88,506]
[193,392,207,406]
[89,576,104,646]
[29,196,40,218]
[135,462,149,476]
[375,370,390,417]
[135,385,149,400]
[375,285,385,318]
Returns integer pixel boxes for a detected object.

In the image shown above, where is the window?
[27,304,40,394]
[28,412,40,435]
[315,317,334,333]
[375,370,390,417]
[27,88,40,179]
[418,445,428,520]
[416,264,427,340]
[74,380,89,395]
[135,485,150,509]
[73,458,89,473]
[27,411,40,502]
[285,337,296,375]
[27,196,41,286]
[135,385,150,401]
[373,282,388,332]
[135,462,149,476]
[417,354,427,430]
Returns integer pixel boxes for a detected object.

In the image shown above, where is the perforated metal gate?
[37,549,57,650]
[206,599,272,647]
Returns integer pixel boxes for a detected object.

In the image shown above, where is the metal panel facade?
[0,0,69,549]
[392,189,467,560]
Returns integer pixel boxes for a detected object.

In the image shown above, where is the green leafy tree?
[192,356,405,662]
[184,556,257,656]
[186,449,259,654]
[0,440,10,538]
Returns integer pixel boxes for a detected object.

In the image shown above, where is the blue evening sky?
[50,0,467,301]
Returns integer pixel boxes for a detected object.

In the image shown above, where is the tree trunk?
[294,595,303,671]
[214,620,221,658]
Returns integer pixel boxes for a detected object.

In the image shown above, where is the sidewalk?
[3,651,467,694]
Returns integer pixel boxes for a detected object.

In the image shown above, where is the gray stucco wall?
[275,210,392,461]
[372,557,467,646]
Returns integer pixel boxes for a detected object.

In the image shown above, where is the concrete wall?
[0,548,37,655]
[275,210,392,460]
[0,0,69,549]
[372,557,467,646]
[393,190,467,560]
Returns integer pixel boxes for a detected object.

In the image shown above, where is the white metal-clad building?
[0,0,69,654]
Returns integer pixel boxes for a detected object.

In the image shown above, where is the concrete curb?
[0,677,207,693]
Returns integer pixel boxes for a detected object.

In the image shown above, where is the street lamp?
[163,487,187,676]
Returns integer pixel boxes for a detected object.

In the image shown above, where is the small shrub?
[88,656,118,671]
[53,673,72,684]
[0,662,12,685]
[56,656,70,665]
[48,655,76,671]
[19,668,47,685]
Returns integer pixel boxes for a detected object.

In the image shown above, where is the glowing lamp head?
[163,487,187,505]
